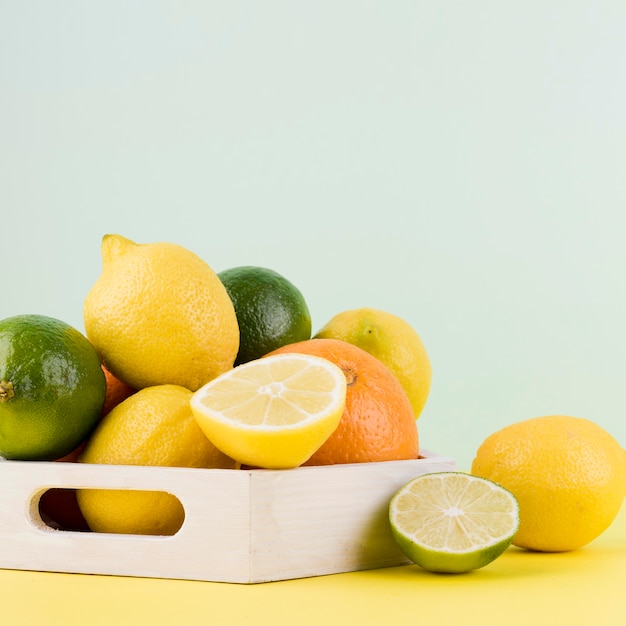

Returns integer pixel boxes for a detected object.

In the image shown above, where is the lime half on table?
[389,472,520,573]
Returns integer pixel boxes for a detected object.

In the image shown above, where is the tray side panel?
[0,451,455,583]
[0,462,253,583]
[247,454,456,582]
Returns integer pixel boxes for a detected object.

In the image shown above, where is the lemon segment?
[190,353,347,469]
[389,472,520,574]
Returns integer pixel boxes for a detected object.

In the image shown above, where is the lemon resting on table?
[472,414,626,552]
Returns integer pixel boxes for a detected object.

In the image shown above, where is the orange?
[101,364,136,417]
[38,489,90,531]
[266,338,419,465]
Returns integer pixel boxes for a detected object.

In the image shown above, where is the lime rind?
[389,472,520,574]
[0,314,106,460]
[218,265,312,366]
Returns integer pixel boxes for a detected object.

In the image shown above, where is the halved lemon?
[190,353,347,469]
[389,472,520,573]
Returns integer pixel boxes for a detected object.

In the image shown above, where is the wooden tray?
[0,450,455,583]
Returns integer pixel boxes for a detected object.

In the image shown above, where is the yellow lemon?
[190,353,347,469]
[77,384,238,535]
[314,307,431,419]
[471,415,626,552]
[83,234,239,391]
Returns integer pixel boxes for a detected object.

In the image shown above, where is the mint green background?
[2,2,625,469]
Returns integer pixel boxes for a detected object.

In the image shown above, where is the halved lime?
[389,472,520,573]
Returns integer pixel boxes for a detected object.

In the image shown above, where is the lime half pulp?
[389,472,520,573]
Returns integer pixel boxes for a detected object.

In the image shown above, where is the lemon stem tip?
[101,234,136,265]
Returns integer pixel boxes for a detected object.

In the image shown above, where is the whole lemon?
[471,415,626,552]
[0,314,106,460]
[83,235,239,391]
[314,308,431,419]
[77,384,238,535]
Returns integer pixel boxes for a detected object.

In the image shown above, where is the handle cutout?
[37,487,185,536]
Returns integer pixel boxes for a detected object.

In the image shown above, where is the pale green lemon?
[315,307,431,419]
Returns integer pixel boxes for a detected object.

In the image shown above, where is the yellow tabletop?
[2,502,625,626]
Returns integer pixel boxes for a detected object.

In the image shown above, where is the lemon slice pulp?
[190,353,347,469]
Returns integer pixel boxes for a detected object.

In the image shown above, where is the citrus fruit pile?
[0,234,429,535]
[0,233,624,576]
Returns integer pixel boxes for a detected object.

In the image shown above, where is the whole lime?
[0,314,106,460]
[218,266,312,365]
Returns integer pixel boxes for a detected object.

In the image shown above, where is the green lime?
[0,314,106,460]
[218,266,312,365]
[389,472,520,574]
